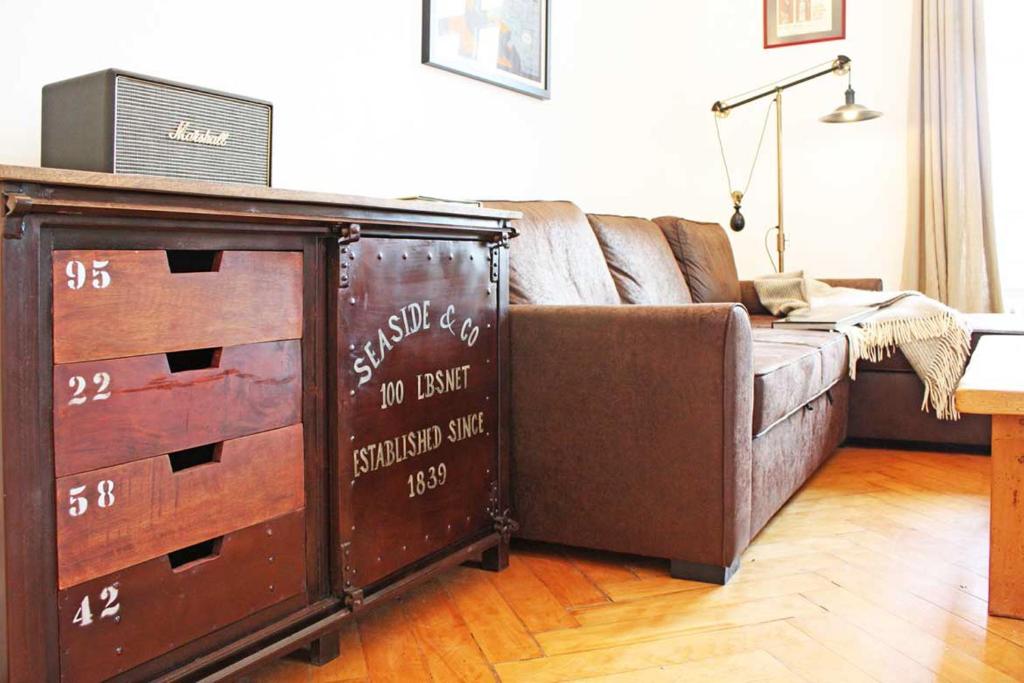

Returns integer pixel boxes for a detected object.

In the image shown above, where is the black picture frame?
[422,0,551,100]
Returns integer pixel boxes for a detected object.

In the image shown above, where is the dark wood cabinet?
[0,166,516,681]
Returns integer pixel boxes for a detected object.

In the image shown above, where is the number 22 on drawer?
[67,372,112,406]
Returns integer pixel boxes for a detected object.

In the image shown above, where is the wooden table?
[956,335,1024,619]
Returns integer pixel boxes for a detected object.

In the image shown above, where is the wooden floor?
[245,447,1024,682]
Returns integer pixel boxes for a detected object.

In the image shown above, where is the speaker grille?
[114,76,271,185]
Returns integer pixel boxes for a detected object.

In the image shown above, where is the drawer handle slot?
[168,443,222,472]
[168,536,223,571]
[166,250,222,273]
[166,347,222,372]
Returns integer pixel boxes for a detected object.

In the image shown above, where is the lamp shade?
[820,86,882,123]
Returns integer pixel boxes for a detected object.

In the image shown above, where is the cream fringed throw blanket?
[754,275,972,420]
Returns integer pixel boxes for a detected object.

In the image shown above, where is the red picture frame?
[764,0,846,49]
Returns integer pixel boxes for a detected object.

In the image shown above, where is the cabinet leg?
[480,539,510,572]
[304,632,341,667]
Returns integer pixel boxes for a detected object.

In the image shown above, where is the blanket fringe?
[843,308,971,420]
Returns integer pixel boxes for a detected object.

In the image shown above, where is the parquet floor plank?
[787,613,946,683]
[754,517,866,543]
[572,650,792,682]
[535,594,826,655]
[802,586,1018,681]
[759,621,880,683]
[815,561,1024,680]
[493,621,795,682]
[488,555,579,632]
[841,528,989,599]
[439,566,542,663]
[401,580,497,682]
[516,546,609,608]
[573,572,835,626]
[597,550,838,603]
[356,600,433,682]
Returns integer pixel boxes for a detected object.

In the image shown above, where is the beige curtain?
[904,0,1003,313]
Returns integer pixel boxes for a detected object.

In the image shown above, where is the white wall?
[2,0,911,285]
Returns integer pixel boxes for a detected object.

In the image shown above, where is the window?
[986,3,1024,313]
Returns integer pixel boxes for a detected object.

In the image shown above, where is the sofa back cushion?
[586,214,693,305]
[653,217,741,303]
[483,201,620,305]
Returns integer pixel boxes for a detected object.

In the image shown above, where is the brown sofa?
[485,200,1024,583]
[484,201,865,583]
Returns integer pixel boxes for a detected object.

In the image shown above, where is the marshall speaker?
[42,69,272,185]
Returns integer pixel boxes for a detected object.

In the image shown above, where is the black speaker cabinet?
[42,69,272,186]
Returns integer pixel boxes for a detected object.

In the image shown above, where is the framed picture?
[422,0,550,99]
[764,0,846,49]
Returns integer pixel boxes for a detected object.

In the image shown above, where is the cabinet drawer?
[53,340,302,477]
[58,511,306,683]
[52,250,302,363]
[56,424,304,589]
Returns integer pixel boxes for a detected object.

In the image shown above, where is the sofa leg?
[670,556,741,585]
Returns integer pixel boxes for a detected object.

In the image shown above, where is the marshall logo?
[167,121,230,147]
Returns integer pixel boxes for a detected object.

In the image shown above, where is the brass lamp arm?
[712,55,850,115]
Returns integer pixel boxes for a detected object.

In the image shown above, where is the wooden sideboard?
[0,166,518,681]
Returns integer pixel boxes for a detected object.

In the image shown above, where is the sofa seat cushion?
[587,214,693,305]
[749,314,775,328]
[482,200,621,306]
[751,328,848,436]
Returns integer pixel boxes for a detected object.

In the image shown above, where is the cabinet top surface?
[955,335,1024,415]
[0,164,520,221]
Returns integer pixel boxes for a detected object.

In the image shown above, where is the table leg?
[990,414,1024,619]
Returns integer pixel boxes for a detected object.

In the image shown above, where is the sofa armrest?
[510,303,753,569]
[740,277,883,315]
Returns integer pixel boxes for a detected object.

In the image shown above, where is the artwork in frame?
[764,0,846,49]
[422,0,550,99]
